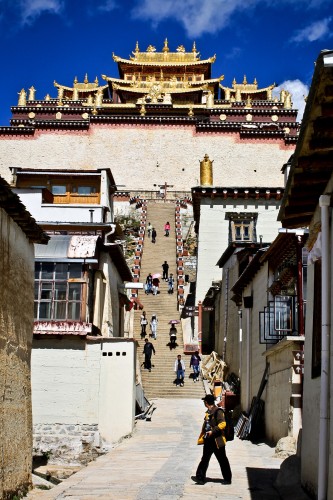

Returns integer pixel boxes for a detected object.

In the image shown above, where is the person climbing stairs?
[134,202,205,399]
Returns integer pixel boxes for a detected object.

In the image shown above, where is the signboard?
[185,306,197,311]
[292,365,304,375]
[203,306,214,312]
[292,350,304,362]
[184,311,198,317]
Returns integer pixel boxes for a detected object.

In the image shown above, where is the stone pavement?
[26,398,286,500]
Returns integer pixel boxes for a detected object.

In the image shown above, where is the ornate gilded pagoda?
[2,40,299,143]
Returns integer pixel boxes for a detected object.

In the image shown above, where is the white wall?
[0,126,293,191]
[196,199,282,305]
[31,337,136,463]
[14,189,105,223]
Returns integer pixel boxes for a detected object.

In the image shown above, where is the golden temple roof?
[112,39,216,66]
[220,75,275,94]
[54,76,108,93]
[102,75,223,94]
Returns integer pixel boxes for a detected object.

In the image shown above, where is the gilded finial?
[18,89,27,106]
[163,38,169,52]
[135,41,140,53]
[243,75,247,85]
[284,92,292,109]
[94,76,99,86]
[200,154,214,186]
[254,78,257,85]
[232,78,236,86]
[73,76,78,85]
[44,94,51,101]
[28,86,36,101]
[140,104,146,116]
[95,88,103,107]
[245,95,252,108]
[84,73,88,84]
[192,41,197,53]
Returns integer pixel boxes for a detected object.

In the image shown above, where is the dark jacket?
[143,342,155,356]
[198,406,226,448]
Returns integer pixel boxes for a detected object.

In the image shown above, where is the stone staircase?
[134,202,205,399]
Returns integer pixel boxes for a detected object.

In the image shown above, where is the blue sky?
[0,0,332,125]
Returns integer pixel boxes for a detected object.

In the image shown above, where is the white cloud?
[273,80,309,121]
[131,0,257,38]
[290,17,332,43]
[131,0,331,38]
[98,0,117,12]
[18,0,64,24]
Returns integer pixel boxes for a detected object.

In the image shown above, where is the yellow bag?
[197,431,205,445]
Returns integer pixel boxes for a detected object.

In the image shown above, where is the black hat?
[202,394,215,405]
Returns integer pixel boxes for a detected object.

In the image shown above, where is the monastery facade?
[0,40,298,194]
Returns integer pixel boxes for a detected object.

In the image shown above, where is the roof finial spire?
[192,41,197,53]
[135,41,140,53]
[243,75,247,85]
[163,38,169,52]
[84,73,88,84]
[73,76,78,85]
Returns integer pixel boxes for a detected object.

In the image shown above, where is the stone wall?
[33,423,103,466]
[0,125,294,191]
[0,208,35,499]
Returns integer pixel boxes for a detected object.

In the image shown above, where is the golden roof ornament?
[72,88,79,101]
[245,95,252,108]
[284,92,292,109]
[206,91,214,108]
[243,75,248,85]
[176,45,186,53]
[45,94,51,101]
[140,103,146,116]
[147,45,156,53]
[84,73,88,84]
[28,86,36,101]
[18,89,27,106]
[163,38,169,53]
[200,153,213,186]
[134,41,140,54]
[86,94,93,106]
[95,89,103,107]
[94,76,99,85]
[73,76,78,85]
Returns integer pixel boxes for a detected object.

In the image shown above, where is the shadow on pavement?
[246,467,280,499]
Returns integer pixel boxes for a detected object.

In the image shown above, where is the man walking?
[162,260,169,280]
[193,394,232,485]
[143,338,155,372]
[174,354,185,386]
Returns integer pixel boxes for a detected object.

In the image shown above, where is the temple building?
[0,40,298,194]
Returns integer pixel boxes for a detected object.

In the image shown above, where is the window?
[34,262,84,321]
[226,213,257,243]
[51,185,66,195]
[73,186,97,195]
[312,260,322,378]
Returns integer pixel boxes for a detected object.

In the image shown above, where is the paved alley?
[27,398,284,500]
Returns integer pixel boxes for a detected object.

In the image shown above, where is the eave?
[192,186,284,232]
[0,176,49,244]
[278,50,333,229]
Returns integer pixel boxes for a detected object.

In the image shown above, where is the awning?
[35,234,99,262]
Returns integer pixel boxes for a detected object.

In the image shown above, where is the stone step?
[135,202,201,400]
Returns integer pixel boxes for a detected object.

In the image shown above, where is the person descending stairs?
[135,202,205,399]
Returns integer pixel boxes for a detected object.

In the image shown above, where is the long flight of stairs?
[135,202,205,399]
